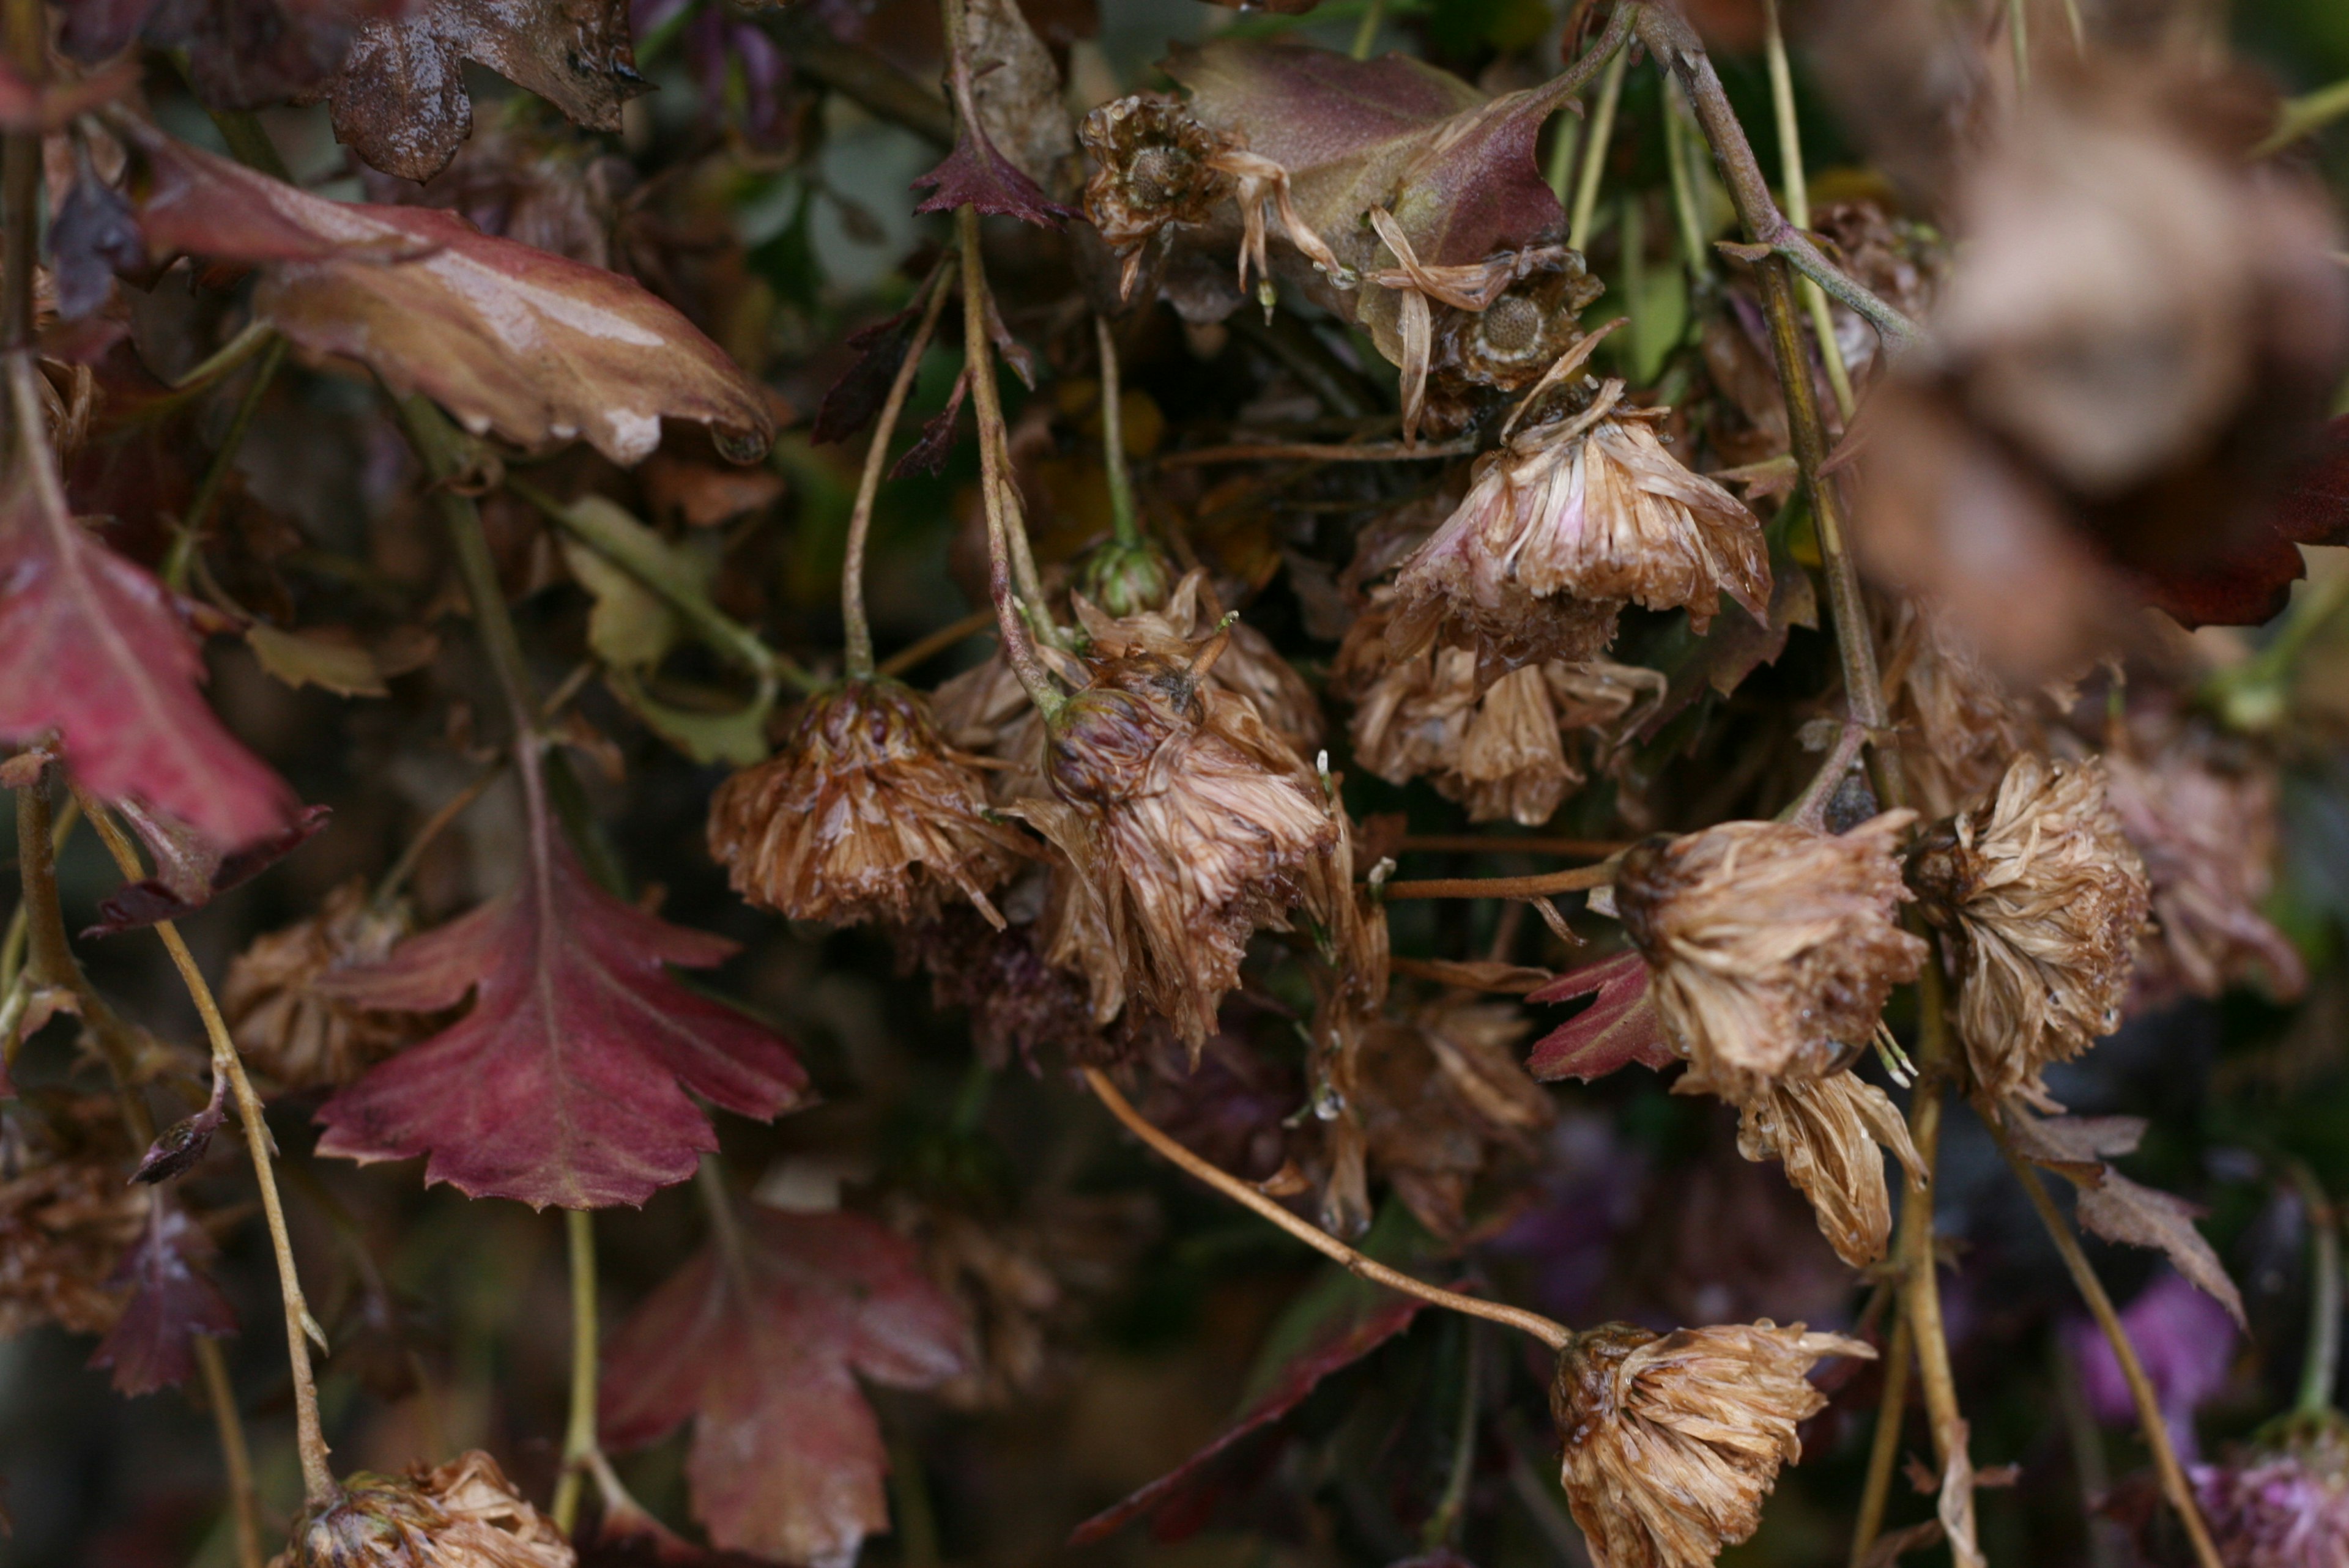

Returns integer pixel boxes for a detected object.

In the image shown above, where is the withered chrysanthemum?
[1074,569,1324,757]
[0,1151,146,1338]
[1879,597,2039,821]
[1389,383,1770,679]
[1617,815,1927,1101]
[273,1450,573,1567]
[1013,646,1338,1049]
[1079,94,1240,299]
[1732,1070,1926,1268]
[708,679,1030,929]
[1909,753,2148,1106]
[1552,1320,1872,1568]
[223,877,420,1092]
[1355,999,1553,1240]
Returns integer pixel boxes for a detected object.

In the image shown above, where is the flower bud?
[1617,815,1926,1101]
[1908,753,2148,1105]
[272,1451,573,1567]
[708,679,1030,930]
[1552,1320,1871,1568]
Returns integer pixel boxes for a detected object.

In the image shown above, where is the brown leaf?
[130,129,774,467]
[327,0,650,182]
[2073,1171,2246,1329]
[2003,1108,2146,1186]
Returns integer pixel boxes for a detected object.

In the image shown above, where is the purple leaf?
[87,1201,237,1397]
[911,124,1076,230]
[1525,949,1676,1082]
[86,803,330,938]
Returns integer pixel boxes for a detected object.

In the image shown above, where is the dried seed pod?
[1551,1320,1871,1568]
[1617,815,1926,1101]
[1732,1070,1926,1268]
[272,1450,573,1567]
[1389,385,1770,680]
[223,878,421,1092]
[708,679,1031,929]
[1012,647,1337,1049]
[2103,731,2307,1006]
[1078,94,1241,297]
[1909,753,2148,1105]
[1427,253,1607,400]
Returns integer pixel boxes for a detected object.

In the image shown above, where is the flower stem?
[195,1337,265,1568]
[1349,0,1386,61]
[551,1208,600,1532]
[844,258,959,679]
[74,785,339,1509]
[956,204,1064,722]
[1083,1067,1574,1350]
[1848,1306,1913,1567]
[1161,435,1476,467]
[1381,855,1622,902]
[0,0,39,355]
[1761,0,1855,421]
[1990,1123,2224,1568]
[163,334,288,593]
[2257,74,2349,157]
[2291,1163,2341,1419]
[1094,315,1144,551]
[1567,45,1629,254]
[1661,74,1711,280]
[1395,834,1628,857]
[1422,1323,1482,1551]
[370,759,503,912]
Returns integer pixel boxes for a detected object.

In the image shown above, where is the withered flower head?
[1012,646,1338,1049]
[708,678,1030,930]
[1552,1320,1871,1568]
[223,878,420,1092]
[1880,597,2039,821]
[1732,1070,1926,1268]
[1428,253,1608,400]
[1389,382,1771,679]
[2184,1427,2349,1568]
[1074,568,1324,757]
[1617,815,1927,1101]
[2103,730,2307,1006]
[272,1451,573,1568]
[0,1146,146,1339]
[1909,753,2148,1106]
[1079,94,1240,297]
[1335,590,1658,827]
[1355,999,1553,1240]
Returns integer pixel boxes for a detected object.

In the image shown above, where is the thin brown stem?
[1382,855,1622,903]
[956,204,1064,722]
[194,1336,264,1568]
[1894,962,1977,1562]
[0,0,37,357]
[1849,1305,1913,1566]
[844,259,957,679]
[876,607,995,678]
[1991,1125,2224,1568]
[1160,436,1477,468]
[1761,0,1855,421]
[163,335,288,593]
[1083,1068,1574,1350]
[1396,834,1630,858]
[370,760,503,912]
[75,787,338,1508]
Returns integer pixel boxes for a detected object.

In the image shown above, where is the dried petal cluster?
[2186,1431,2349,1568]
[1734,1070,1926,1267]
[273,1450,573,1568]
[1880,598,2038,820]
[1909,753,2148,1105]
[1074,569,1323,756]
[1617,815,1926,1101]
[1079,94,1239,297]
[1552,1320,1871,1568]
[1390,389,1770,679]
[0,1152,146,1338]
[708,679,1030,930]
[1354,999,1554,1240]
[1014,648,1337,1049]
[223,877,422,1092]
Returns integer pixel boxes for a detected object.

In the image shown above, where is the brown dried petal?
[223,876,422,1093]
[1553,1320,1871,1568]
[1879,597,2039,821]
[1909,754,2148,1105]
[1014,650,1337,1049]
[1733,1071,1926,1268]
[0,1156,147,1339]
[1618,815,1926,1101]
[1079,94,1239,295]
[1354,999,1550,1240]
[708,680,1030,930]
[272,1450,573,1568]
[1390,397,1769,679]
[1073,569,1323,756]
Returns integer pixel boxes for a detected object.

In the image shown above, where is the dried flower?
[1356,999,1553,1240]
[1012,646,1337,1049]
[223,878,421,1092]
[1389,383,1770,679]
[1074,569,1323,757]
[1908,753,2148,1106]
[1552,1320,1871,1568]
[0,1152,146,1338]
[1879,597,2038,821]
[2184,1429,2349,1568]
[2104,731,2307,1006]
[901,898,1165,1071]
[1079,94,1240,298]
[272,1450,573,1568]
[1732,1070,1925,1268]
[708,679,1031,929]
[1617,815,1926,1101]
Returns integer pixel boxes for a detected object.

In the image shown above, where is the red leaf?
[87,1201,237,1397]
[2274,414,2349,548]
[313,818,807,1209]
[129,130,776,467]
[891,367,970,480]
[86,803,330,938]
[600,1207,970,1565]
[911,124,1077,229]
[812,305,922,446]
[1525,949,1676,1082]
[1067,1290,1425,1546]
[0,59,138,132]
[0,420,296,850]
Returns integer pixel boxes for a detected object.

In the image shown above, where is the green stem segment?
[165,335,289,593]
[1761,0,1855,420]
[2293,1165,2342,1419]
[1567,45,1630,253]
[842,258,957,678]
[551,1208,600,1532]
[1095,314,1143,552]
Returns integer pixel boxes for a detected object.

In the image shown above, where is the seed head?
[1552,1320,1871,1568]
[272,1451,573,1567]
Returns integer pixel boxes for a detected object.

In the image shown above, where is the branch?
[1381,854,1622,902]
[844,258,957,678]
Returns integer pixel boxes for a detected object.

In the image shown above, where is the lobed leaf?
[87,1202,237,1397]
[2073,1170,2247,1329]
[1525,949,1677,1082]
